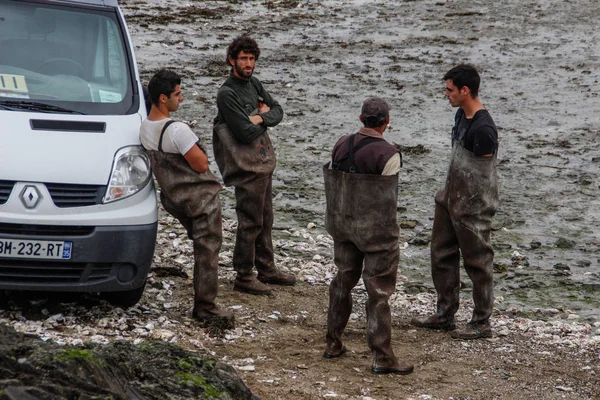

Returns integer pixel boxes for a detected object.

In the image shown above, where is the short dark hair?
[147,69,181,106]
[363,116,387,128]
[226,34,261,64]
[443,64,480,98]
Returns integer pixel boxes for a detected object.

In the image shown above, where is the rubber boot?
[161,193,234,327]
[425,202,461,322]
[362,234,405,374]
[323,165,411,371]
[411,313,456,331]
[255,179,296,286]
[233,273,272,296]
[190,204,234,329]
[450,320,492,340]
[324,240,363,357]
[432,144,498,326]
[372,353,414,375]
[233,176,295,289]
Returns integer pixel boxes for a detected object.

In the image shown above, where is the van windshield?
[0,0,136,115]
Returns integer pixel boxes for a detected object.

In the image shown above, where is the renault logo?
[20,186,41,209]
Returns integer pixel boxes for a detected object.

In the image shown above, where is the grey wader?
[431,144,499,326]
[213,122,295,294]
[323,164,411,373]
[147,120,232,323]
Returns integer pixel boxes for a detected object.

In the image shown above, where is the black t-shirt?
[453,108,498,156]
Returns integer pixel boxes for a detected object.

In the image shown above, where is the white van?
[0,0,157,307]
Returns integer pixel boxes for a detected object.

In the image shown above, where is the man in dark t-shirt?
[412,64,500,340]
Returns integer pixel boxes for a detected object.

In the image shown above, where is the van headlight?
[104,146,152,203]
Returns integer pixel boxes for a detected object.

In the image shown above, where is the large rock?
[0,324,256,400]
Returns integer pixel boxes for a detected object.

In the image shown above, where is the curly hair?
[226,34,261,64]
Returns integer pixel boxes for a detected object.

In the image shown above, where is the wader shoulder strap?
[348,134,357,173]
[333,134,385,173]
[158,119,176,153]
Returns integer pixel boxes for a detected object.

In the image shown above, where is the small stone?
[555,238,575,249]
[400,220,417,229]
[555,386,573,392]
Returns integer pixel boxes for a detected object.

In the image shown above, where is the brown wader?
[323,165,410,372]
[431,144,498,325]
[213,123,295,295]
[233,176,278,279]
[147,121,232,323]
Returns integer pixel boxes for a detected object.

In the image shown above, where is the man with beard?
[213,34,296,296]
[411,64,499,340]
[140,69,233,327]
[323,97,413,375]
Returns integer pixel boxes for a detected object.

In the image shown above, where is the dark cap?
[361,97,391,118]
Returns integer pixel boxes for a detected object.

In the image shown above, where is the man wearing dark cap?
[322,97,413,375]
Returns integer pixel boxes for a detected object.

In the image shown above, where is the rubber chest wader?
[431,143,499,324]
[146,121,224,317]
[213,122,278,279]
[323,164,400,368]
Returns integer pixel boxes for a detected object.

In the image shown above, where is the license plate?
[0,238,72,260]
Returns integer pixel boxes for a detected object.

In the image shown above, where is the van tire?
[101,282,146,308]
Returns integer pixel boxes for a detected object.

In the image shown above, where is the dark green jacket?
[214,73,283,144]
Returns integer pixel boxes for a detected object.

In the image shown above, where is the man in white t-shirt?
[141,69,233,328]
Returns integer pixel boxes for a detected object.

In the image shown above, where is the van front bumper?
[0,222,157,292]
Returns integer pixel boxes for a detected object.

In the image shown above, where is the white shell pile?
[1,216,599,356]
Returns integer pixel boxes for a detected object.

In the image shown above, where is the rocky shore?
[1,214,599,398]
[2,0,600,398]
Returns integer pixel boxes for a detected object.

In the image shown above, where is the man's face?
[230,51,256,80]
[164,84,183,112]
[444,79,467,107]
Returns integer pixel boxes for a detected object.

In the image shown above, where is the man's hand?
[184,144,208,173]
[249,114,264,125]
[259,103,270,114]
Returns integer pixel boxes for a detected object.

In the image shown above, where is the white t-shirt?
[140,118,198,155]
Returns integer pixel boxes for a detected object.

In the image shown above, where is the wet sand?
[123,0,600,320]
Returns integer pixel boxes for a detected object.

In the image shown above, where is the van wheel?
[101,282,146,309]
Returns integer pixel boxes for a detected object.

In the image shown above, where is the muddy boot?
[250,178,297,287]
[257,269,297,286]
[232,177,271,278]
[323,344,347,359]
[411,313,456,331]
[436,143,498,327]
[233,274,272,296]
[193,306,235,330]
[429,203,461,320]
[363,245,413,375]
[325,241,363,361]
[371,354,414,375]
[450,321,492,340]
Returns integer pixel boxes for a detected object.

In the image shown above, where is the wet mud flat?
[122,0,600,320]
[1,2,600,400]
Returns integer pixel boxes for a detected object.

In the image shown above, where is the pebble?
[0,220,598,364]
[555,386,573,392]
